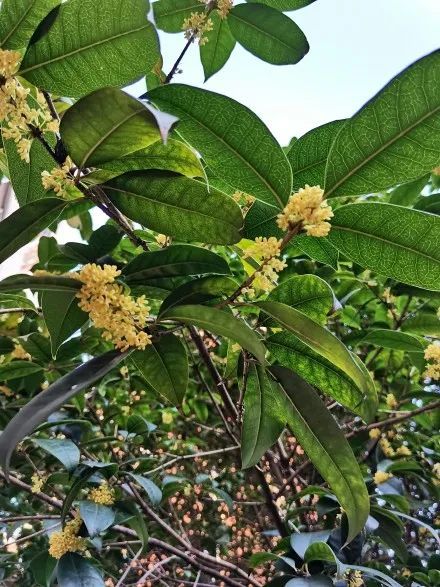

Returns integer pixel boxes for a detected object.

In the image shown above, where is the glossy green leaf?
[95,139,203,181]
[60,88,176,168]
[0,360,43,381]
[287,120,346,192]
[243,200,282,240]
[160,305,267,364]
[103,172,243,245]
[227,4,308,65]
[0,293,37,312]
[4,138,57,205]
[0,336,14,354]
[149,84,292,208]
[78,501,115,537]
[327,203,440,291]
[402,312,440,336]
[34,438,80,471]
[130,334,188,406]
[257,300,373,402]
[0,274,81,293]
[42,290,88,358]
[414,193,440,215]
[129,474,163,505]
[0,0,60,50]
[389,175,429,206]
[19,0,159,97]
[152,0,202,33]
[304,541,338,565]
[0,198,65,265]
[0,350,127,476]
[293,234,339,269]
[360,329,424,352]
[371,505,407,563]
[267,333,375,422]
[200,11,235,81]
[57,553,104,587]
[30,551,57,587]
[272,366,369,544]
[160,275,238,313]
[123,245,230,285]
[241,364,285,468]
[325,51,440,197]
[267,275,334,325]
[245,0,316,9]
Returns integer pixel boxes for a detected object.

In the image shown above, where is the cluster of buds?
[277,185,333,237]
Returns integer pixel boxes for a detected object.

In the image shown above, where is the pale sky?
[142,0,440,145]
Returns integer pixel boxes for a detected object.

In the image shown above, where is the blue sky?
[142,0,440,145]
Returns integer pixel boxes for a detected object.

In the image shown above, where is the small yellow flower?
[368,428,381,440]
[433,462,440,479]
[0,49,21,78]
[277,185,333,236]
[401,569,411,578]
[424,342,440,380]
[41,157,75,199]
[155,233,168,247]
[74,264,151,352]
[242,237,287,295]
[88,482,115,506]
[395,445,411,457]
[182,12,213,45]
[345,570,363,587]
[433,166,440,176]
[386,393,398,410]
[162,411,174,425]
[374,470,393,485]
[10,343,31,361]
[217,0,233,19]
[31,473,46,494]
[48,513,86,559]
[379,437,395,457]
[382,287,395,304]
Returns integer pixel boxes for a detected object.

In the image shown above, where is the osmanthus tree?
[0,0,439,585]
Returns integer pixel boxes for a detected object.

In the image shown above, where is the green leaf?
[272,366,369,544]
[103,172,243,245]
[160,305,267,364]
[153,0,203,33]
[0,361,43,380]
[0,336,14,354]
[360,329,424,352]
[0,293,37,312]
[256,300,374,403]
[78,501,115,537]
[245,0,316,9]
[401,312,440,336]
[267,275,334,325]
[42,291,88,358]
[159,275,238,313]
[130,334,188,406]
[304,541,339,565]
[129,474,163,506]
[241,364,285,468]
[19,0,159,97]
[4,139,58,205]
[0,350,127,477]
[287,120,346,193]
[0,274,81,293]
[0,198,65,265]
[267,333,375,422]
[293,234,339,269]
[60,88,176,168]
[325,51,440,197]
[57,553,104,587]
[94,139,203,182]
[149,84,292,208]
[30,551,57,587]
[34,438,80,471]
[123,245,230,285]
[371,506,407,563]
[200,11,235,81]
[414,193,440,215]
[327,203,440,291]
[0,0,60,50]
[389,175,429,206]
[227,4,308,65]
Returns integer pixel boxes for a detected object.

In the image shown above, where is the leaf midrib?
[326,103,440,196]
[0,0,35,46]
[19,23,150,74]
[229,10,297,52]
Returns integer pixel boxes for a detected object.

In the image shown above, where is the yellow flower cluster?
[368,428,381,440]
[182,12,213,45]
[386,393,398,410]
[277,185,333,236]
[395,445,411,457]
[0,50,59,163]
[374,470,393,485]
[48,514,86,559]
[345,570,363,587]
[424,342,440,380]
[31,473,46,494]
[0,385,13,397]
[155,233,168,247]
[41,157,75,199]
[382,287,395,305]
[216,0,233,18]
[74,264,151,352]
[10,343,31,361]
[379,437,395,457]
[433,463,440,479]
[88,482,115,506]
[243,237,287,295]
